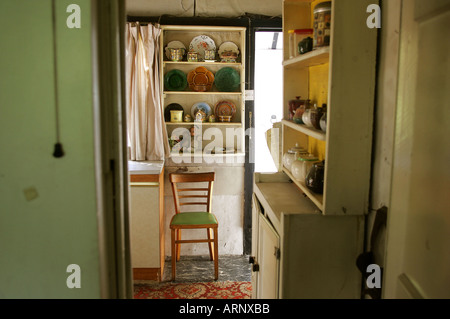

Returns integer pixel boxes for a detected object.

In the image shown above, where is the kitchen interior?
[1,0,447,300]
[125,0,450,299]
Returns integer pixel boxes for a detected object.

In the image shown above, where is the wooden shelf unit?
[160,25,246,159]
[280,0,378,215]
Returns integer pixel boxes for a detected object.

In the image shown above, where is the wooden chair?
[169,172,218,281]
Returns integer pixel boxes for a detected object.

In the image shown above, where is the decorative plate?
[187,66,214,92]
[191,102,213,119]
[215,100,236,119]
[218,41,240,56]
[214,67,240,92]
[164,103,184,122]
[189,35,216,61]
[165,41,186,60]
[164,69,187,91]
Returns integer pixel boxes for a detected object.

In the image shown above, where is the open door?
[384,0,450,299]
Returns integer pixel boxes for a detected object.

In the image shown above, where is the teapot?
[305,160,325,194]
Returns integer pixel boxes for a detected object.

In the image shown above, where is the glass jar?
[313,1,332,49]
[292,154,319,183]
[283,144,307,172]
[310,104,324,130]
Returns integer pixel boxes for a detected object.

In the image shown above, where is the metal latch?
[274,247,280,260]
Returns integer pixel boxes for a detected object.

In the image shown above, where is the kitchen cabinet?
[160,25,246,160]
[129,163,165,281]
[251,0,378,298]
[251,173,364,298]
[281,0,378,215]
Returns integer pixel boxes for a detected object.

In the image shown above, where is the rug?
[134,281,252,299]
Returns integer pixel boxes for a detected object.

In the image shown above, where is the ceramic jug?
[305,160,325,194]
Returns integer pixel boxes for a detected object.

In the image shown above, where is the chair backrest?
[170,172,215,214]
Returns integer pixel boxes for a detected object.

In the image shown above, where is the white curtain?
[126,22,169,161]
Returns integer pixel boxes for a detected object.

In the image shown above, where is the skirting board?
[133,268,161,281]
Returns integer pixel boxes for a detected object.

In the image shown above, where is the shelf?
[163,61,242,66]
[282,167,324,211]
[164,91,242,96]
[161,25,246,168]
[283,47,330,69]
[166,122,242,126]
[282,119,326,141]
[170,151,245,156]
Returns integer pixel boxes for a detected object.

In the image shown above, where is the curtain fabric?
[126,23,169,161]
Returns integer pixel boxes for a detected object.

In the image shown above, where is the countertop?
[127,160,164,175]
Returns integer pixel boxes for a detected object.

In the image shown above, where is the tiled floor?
[161,255,252,283]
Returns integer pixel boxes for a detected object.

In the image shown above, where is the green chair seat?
[171,212,218,226]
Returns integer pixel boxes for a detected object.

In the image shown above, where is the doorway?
[254,31,283,173]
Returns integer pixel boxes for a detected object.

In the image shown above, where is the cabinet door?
[257,214,280,299]
[251,194,261,298]
[130,185,160,268]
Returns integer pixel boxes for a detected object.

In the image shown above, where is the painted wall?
[0,0,101,298]
[164,164,245,256]
[126,0,282,18]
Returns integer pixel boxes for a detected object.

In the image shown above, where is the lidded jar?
[313,1,332,49]
[291,154,319,183]
[310,104,324,130]
[283,143,307,172]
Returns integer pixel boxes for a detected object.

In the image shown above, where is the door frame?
[244,23,282,254]
[125,14,281,255]
[91,0,133,299]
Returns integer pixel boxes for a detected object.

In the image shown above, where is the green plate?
[164,69,187,91]
[214,67,240,92]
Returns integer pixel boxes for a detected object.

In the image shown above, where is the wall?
[164,161,245,256]
[126,0,282,18]
[0,0,101,298]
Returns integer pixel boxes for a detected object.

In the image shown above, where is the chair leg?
[207,228,214,261]
[176,229,181,262]
[214,227,219,280]
[171,228,176,281]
